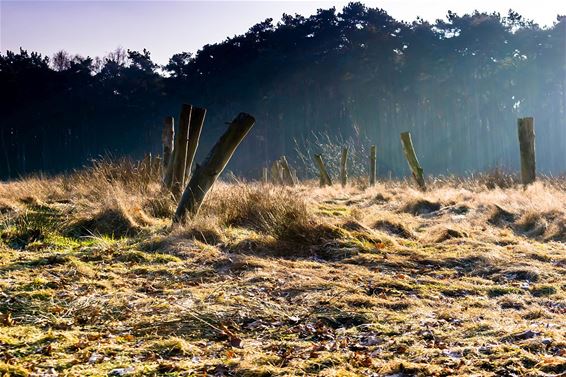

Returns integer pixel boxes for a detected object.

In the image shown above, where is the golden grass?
[0,160,564,376]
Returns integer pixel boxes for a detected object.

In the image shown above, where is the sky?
[1,0,565,65]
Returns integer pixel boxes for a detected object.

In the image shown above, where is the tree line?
[1,2,565,180]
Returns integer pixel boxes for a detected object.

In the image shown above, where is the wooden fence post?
[148,153,154,176]
[174,113,255,222]
[290,167,299,185]
[142,153,153,177]
[262,167,268,184]
[517,117,536,185]
[400,132,426,190]
[270,160,283,184]
[279,156,297,186]
[162,116,174,173]
[314,154,332,187]
[369,145,376,186]
[163,119,176,188]
[340,147,348,187]
[164,104,192,197]
[184,107,206,182]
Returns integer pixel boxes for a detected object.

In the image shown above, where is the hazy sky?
[2,0,565,64]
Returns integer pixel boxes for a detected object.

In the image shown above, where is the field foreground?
[0,162,565,376]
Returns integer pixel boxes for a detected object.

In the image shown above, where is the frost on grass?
[0,161,564,376]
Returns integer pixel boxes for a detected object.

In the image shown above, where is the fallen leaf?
[396,345,408,354]
[220,324,243,348]
[1,312,14,326]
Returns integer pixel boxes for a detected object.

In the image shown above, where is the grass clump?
[530,284,558,297]
[148,337,200,357]
[205,183,312,239]
[0,362,29,377]
[401,197,442,216]
[372,219,415,239]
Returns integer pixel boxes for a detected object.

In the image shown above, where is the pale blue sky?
[1,0,565,64]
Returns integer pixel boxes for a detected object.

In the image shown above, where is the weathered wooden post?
[279,156,297,186]
[314,154,332,187]
[142,153,153,177]
[340,147,348,187]
[184,107,206,182]
[165,104,192,197]
[162,116,174,173]
[174,113,255,222]
[290,167,299,185]
[270,160,282,184]
[163,121,176,187]
[517,117,536,185]
[148,153,154,176]
[270,163,277,184]
[400,132,426,190]
[262,167,268,184]
[369,145,376,186]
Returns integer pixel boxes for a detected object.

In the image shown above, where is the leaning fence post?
[279,156,296,186]
[340,147,348,187]
[162,116,174,174]
[400,132,426,190]
[517,117,536,185]
[174,113,255,222]
[369,145,376,186]
[184,107,206,183]
[314,154,332,187]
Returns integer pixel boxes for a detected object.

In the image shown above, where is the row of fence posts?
[263,117,537,190]
[156,111,534,223]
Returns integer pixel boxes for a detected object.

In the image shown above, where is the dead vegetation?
[0,160,564,376]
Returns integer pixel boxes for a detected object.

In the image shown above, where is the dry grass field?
[0,160,564,376]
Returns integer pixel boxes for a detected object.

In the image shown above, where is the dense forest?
[1,2,565,180]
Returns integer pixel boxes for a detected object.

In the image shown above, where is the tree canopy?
[1,3,565,179]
